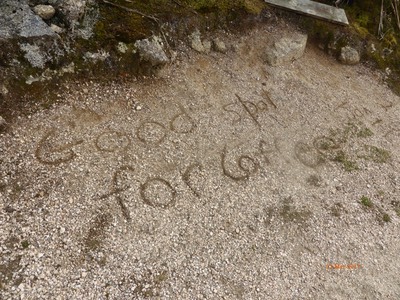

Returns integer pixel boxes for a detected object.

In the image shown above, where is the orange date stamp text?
[326,263,362,270]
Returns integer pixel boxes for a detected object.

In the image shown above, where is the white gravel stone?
[0,115,6,127]
[50,24,64,34]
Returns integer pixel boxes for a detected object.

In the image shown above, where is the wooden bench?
[265,0,349,25]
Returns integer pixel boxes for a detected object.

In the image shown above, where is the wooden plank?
[265,0,349,25]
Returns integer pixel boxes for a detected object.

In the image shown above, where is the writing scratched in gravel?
[2,24,400,300]
[30,87,398,223]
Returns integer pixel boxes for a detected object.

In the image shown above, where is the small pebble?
[0,116,6,127]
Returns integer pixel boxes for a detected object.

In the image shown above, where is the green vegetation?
[390,201,400,217]
[280,198,312,223]
[154,270,169,284]
[382,213,391,222]
[360,196,373,208]
[363,145,391,163]
[184,0,265,13]
[357,127,373,138]
[306,174,322,187]
[377,190,385,198]
[333,150,359,171]
[94,0,265,45]
[21,240,29,249]
[317,123,390,171]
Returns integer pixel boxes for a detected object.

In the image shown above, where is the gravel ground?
[1,22,399,299]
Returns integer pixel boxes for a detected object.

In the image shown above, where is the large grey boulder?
[0,0,55,38]
[134,36,169,67]
[339,46,360,65]
[265,33,308,66]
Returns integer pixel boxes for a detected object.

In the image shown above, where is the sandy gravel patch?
[1,23,399,299]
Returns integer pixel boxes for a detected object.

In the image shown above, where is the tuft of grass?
[242,0,265,14]
[333,151,359,172]
[360,196,373,208]
[280,203,312,223]
[21,240,29,249]
[154,270,169,284]
[342,122,359,140]
[382,213,391,222]
[306,174,322,187]
[364,146,391,163]
[357,127,373,138]
[390,201,400,217]
[352,22,370,38]
[185,0,265,13]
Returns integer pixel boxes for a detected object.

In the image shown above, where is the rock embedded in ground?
[202,40,212,54]
[50,24,64,34]
[1,84,8,96]
[339,46,360,65]
[117,42,128,54]
[19,43,48,68]
[213,38,227,53]
[33,4,56,20]
[189,30,210,53]
[57,0,87,27]
[264,33,308,66]
[134,36,169,67]
[0,116,6,128]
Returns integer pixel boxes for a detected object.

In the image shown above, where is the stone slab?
[265,0,349,25]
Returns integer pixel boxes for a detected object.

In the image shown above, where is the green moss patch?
[361,145,391,163]
[360,196,373,208]
[333,150,359,172]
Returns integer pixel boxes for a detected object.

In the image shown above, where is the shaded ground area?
[0,22,399,299]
